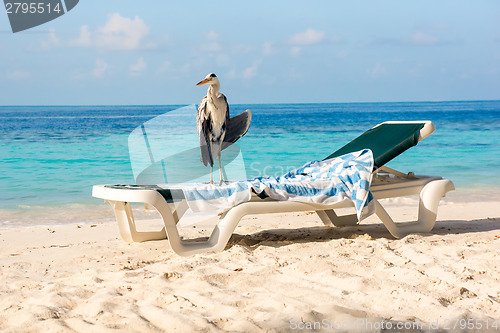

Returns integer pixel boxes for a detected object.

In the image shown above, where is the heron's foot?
[218,180,229,186]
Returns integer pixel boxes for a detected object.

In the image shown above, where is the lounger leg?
[316,210,359,227]
[155,201,247,256]
[158,199,302,256]
[171,200,189,224]
[109,201,167,243]
[374,179,455,238]
[104,195,233,255]
[158,201,340,256]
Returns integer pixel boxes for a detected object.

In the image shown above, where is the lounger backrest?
[324,122,425,169]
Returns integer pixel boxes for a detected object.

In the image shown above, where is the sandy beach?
[2,0,499,331]
[0,199,499,332]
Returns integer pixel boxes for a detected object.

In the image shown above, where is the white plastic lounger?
[92,121,454,256]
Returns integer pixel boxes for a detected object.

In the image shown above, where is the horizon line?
[1,99,499,108]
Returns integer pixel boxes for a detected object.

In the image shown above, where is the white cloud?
[97,13,150,50]
[39,28,60,50]
[70,25,91,47]
[262,42,275,56]
[367,62,387,77]
[129,57,147,75]
[93,59,109,78]
[71,13,150,51]
[203,31,219,40]
[201,31,221,52]
[243,62,259,79]
[227,61,261,80]
[290,28,325,45]
[411,32,439,46]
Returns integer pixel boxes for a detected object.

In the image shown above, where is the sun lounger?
[92,121,454,256]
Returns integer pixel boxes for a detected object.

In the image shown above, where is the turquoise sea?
[1,101,499,228]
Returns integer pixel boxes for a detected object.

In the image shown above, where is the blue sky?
[0,0,499,105]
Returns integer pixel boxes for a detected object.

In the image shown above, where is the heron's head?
[196,73,219,86]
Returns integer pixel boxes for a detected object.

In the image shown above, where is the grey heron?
[196,73,229,185]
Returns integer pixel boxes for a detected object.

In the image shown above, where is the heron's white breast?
[207,94,227,139]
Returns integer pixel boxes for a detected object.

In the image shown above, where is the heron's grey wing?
[199,128,213,167]
[197,98,214,167]
[196,97,208,134]
[222,109,252,150]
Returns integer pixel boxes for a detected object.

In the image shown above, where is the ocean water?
[1,101,499,228]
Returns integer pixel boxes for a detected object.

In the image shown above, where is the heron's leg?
[218,150,224,185]
[210,165,214,184]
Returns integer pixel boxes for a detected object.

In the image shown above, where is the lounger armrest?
[92,185,185,204]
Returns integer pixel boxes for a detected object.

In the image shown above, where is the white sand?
[0,200,499,332]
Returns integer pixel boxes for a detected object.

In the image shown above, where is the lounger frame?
[92,121,454,256]
[92,175,453,256]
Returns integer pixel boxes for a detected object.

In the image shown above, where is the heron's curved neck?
[208,82,220,97]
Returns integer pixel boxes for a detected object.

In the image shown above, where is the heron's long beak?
[196,78,210,86]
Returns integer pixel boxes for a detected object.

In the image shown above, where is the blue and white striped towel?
[161,149,375,220]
